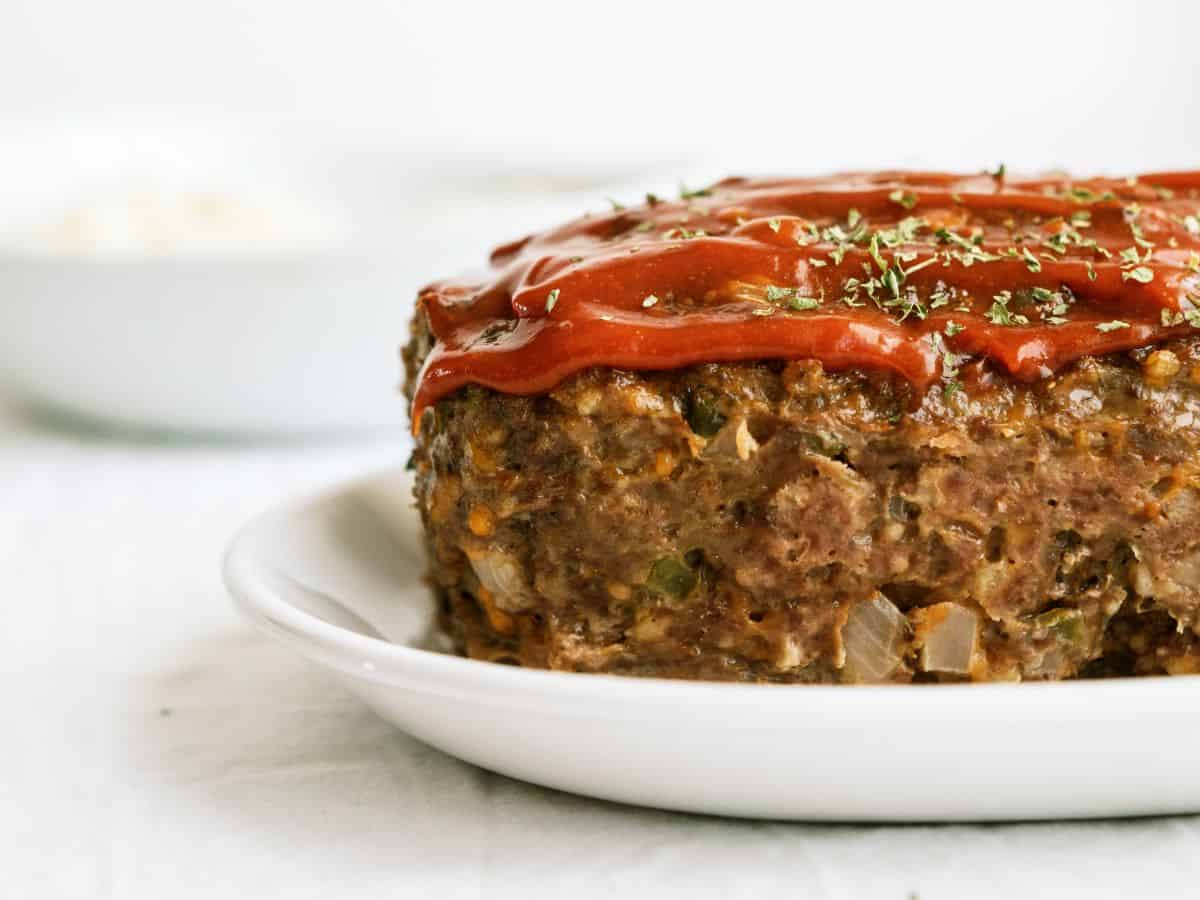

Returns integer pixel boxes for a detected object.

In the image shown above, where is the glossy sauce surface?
[413,171,1200,420]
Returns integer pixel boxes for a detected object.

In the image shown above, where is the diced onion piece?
[917,603,978,674]
[842,593,908,683]
[1030,647,1065,679]
[468,550,526,601]
[734,419,759,461]
[1129,561,1154,598]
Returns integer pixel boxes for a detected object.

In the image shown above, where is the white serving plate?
[223,468,1200,821]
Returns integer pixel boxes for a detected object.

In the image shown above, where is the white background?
[3,2,1199,897]
[3,0,1198,174]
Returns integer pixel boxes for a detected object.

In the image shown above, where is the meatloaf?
[403,170,1200,683]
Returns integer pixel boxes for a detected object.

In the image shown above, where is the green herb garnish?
[986,291,1029,326]
[766,285,821,310]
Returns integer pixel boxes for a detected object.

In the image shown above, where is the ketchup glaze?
[412,170,1200,421]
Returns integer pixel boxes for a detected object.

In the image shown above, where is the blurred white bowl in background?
[0,250,411,435]
[0,125,699,436]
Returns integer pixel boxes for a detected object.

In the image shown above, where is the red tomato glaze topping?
[412,170,1200,421]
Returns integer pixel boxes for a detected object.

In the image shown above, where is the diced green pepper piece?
[1035,608,1084,643]
[647,557,698,598]
[801,430,847,458]
[685,389,727,437]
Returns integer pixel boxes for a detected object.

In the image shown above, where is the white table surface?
[4,395,1200,900]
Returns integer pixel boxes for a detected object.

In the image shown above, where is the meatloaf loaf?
[403,170,1200,683]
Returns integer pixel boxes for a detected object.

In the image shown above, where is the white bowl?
[0,126,688,435]
[0,250,416,435]
[223,467,1200,821]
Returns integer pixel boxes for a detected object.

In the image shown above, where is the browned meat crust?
[403,315,1200,683]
